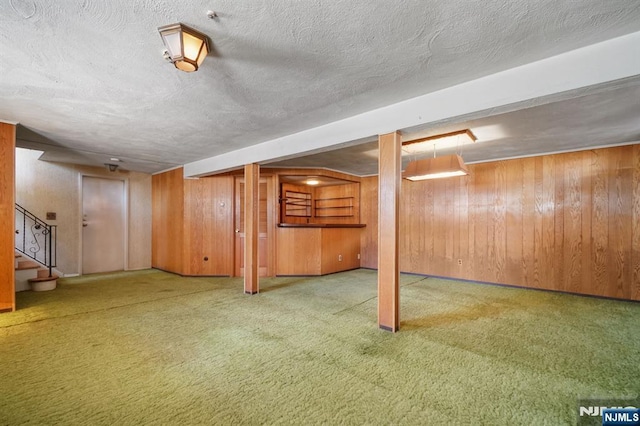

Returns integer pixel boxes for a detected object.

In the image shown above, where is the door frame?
[78,173,129,275]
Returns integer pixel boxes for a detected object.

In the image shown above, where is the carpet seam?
[0,287,230,329]
[332,276,429,315]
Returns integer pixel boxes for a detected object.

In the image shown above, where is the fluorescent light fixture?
[402,129,474,181]
[402,154,469,181]
[158,23,210,72]
[402,129,477,155]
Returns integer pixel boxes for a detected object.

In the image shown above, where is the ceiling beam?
[183,31,640,178]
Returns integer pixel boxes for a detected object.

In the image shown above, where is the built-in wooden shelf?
[314,196,354,218]
[284,190,312,217]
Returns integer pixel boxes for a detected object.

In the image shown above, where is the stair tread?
[16,261,40,270]
[28,275,60,283]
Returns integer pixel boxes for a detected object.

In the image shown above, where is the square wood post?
[378,131,401,331]
[0,123,16,312]
[244,163,259,294]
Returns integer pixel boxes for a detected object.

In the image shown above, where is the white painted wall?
[15,148,152,275]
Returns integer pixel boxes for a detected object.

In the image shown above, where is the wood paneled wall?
[152,168,184,273]
[314,183,360,224]
[361,145,640,301]
[277,228,322,275]
[152,169,235,276]
[276,227,361,275]
[360,176,379,270]
[183,176,234,276]
[0,123,16,312]
[320,228,361,274]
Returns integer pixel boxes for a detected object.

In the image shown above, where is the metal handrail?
[14,203,57,277]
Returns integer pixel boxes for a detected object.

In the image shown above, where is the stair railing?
[14,204,57,277]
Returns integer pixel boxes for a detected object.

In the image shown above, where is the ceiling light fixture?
[105,163,119,172]
[402,154,469,181]
[402,130,474,181]
[158,23,210,72]
[402,129,476,154]
[306,179,320,186]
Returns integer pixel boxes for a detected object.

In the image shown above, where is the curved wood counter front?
[276,224,365,275]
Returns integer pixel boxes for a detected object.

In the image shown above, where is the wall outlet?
[338,254,343,261]
[458,259,462,265]
[357,253,360,260]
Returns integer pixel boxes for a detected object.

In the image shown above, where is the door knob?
[235,229,240,233]
[82,221,88,227]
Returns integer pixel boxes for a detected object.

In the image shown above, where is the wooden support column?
[244,163,260,294]
[378,131,401,331]
[0,123,16,313]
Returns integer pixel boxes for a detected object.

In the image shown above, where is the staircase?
[14,252,59,291]
[14,204,59,292]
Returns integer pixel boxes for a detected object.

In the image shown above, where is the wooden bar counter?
[276,224,365,275]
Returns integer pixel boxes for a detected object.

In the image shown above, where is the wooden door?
[82,176,126,274]
[235,177,271,276]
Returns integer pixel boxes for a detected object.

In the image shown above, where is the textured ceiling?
[1,1,640,174]
[267,77,640,175]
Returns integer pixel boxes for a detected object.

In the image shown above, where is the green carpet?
[0,269,638,425]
